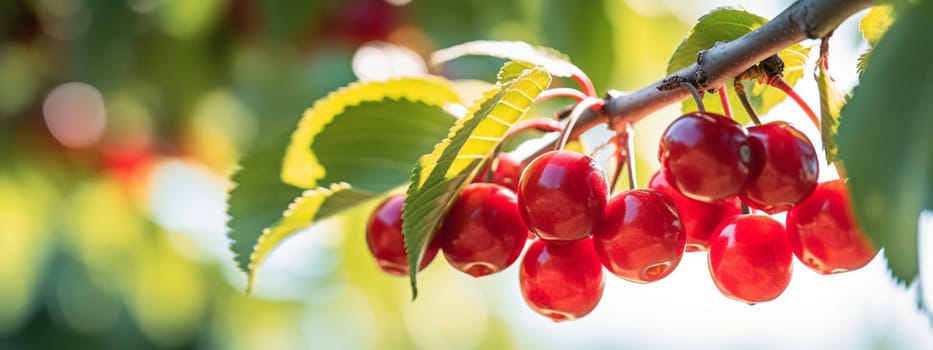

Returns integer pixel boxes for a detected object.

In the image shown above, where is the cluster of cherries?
[365,110,877,322]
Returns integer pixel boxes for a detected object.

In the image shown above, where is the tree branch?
[535,0,873,155]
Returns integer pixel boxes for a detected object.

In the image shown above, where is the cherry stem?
[834,161,847,180]
[505,118,564,140]
[535,88,588,103]
[481,146,500,183]
[607,131,626,192]
[488,118,564,180]
[681,82,705,112]
[571,72,598,98]
[820,33,832,71]
[624,123,637,190]
[769,77,820,131]
[608,146,625,192]
[556,97,604,151]
[734,80,762,125]
[718,86,733,119]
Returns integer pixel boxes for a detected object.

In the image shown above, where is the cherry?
[329,0,398,45]
[648,170,741,252]
[658,111,753,202]
[592,189,686,283]
[520,238,604,322]
[366,194,439,276]
[473,152,522,192]
[708,215,793,304]
[437,183,528,277]
[740,121,819,213]
[786,179,878,274]
[517,150,608,241]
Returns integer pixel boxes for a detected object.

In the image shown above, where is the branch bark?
[542,0,874,147]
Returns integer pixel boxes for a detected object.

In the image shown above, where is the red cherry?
[520,238,604,322]
[786,180,878,274]
[437,183,528,277]
[648,170,741,252]
[658,111,753,202]
[741,121,819,213]
[518,150,608,241]
[592,189,686,283]
[708,215,793,304]
[366,195,438,276]
[473,152,523,192]
[331,0,398,44]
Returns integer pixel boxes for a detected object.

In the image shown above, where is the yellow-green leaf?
[861,5,895,47]
[282,77,461,189]
[245,182,373,292]
[402,67,551,298]
[815,61,846,164]
[857,5,896,76]
[497,60,536,83]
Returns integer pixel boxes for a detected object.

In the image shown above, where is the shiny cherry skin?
[520,238,604,322]
[786,179,878,274]
[366,194,439,275]
[708,215,793,304]
[437,183,528,277]
[648,170,741,252]
[593,189,686,283]
[658,111,753,202]
[473,152,523,192]
[518,150,608,241]
[740,121,819,213]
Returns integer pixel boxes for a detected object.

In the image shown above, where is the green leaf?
[431,40,584,79]
[667,8,811,123]
[815,62,846,164]
[402,67,551,298]
[227,138,305,273]
[861,5,895,47]
[282,77,461,189]
[497,60,536,83]
[837,0,933,284]
[245,182,374,292]
[229,77,460,277]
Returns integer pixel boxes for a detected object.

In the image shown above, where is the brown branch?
[529,0,873,161]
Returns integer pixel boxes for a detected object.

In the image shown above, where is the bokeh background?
[1,0,932,349]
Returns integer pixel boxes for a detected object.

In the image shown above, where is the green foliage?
[667,8,810,123]
[540,0,615,92]
[228,78,460,282]
[402,67,551,298]
[815,62,846,164]
[837,0,933,284]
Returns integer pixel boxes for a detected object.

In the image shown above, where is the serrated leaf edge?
[282,77,461,189]
[246,182,352,293]
[401,67,551,299]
